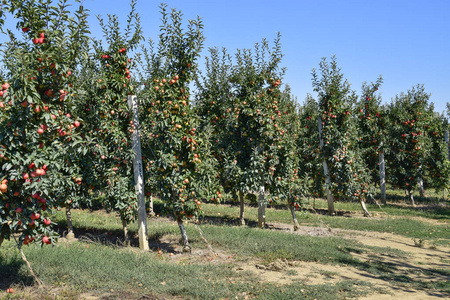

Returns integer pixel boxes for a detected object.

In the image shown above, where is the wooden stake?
[258,185,266,228]
[128,95,149,251]
[379,146,386,205]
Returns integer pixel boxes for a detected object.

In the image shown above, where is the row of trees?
[1,0,449,250]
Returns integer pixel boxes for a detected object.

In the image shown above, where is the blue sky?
[4,0,450,113]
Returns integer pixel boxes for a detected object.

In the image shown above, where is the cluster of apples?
[0,82,10,97]
[0,179,7,193]
[32,32,46,44]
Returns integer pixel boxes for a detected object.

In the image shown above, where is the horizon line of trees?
[0,0,449,250]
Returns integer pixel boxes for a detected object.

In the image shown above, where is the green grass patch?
[0,239,374,299]
[196,224,365,265]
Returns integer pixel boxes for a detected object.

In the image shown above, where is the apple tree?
[78,0,144,241]
[267,85,308,229]
[298,94,323,202]
[385,85,430,206]
[356,77,386,203]
[139,5,218,251]
[421,107,449,194]
[196,34,306,227]
[0,0,89,247]
[312,56,373,216]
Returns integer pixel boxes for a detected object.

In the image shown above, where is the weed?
[413,238,425,248]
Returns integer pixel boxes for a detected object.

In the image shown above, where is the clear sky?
[4,0,450,113]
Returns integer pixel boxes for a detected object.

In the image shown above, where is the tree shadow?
[336,246,450,297]
[198,215,259,228]
[0,248,33,289]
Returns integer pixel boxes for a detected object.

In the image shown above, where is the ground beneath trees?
[157,220,449,299]
[4,212,449,299]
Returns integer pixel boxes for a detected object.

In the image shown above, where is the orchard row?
[0,1,448,249]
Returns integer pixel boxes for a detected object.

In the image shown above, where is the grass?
[0,239,374,300]
[1,188,449,299]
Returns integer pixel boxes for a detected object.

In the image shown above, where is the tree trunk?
[257,185,266,228]
[175,212,191,252]
[318,116,335,215]
[379,149,386,205]
[148,194,155,217]
[0,236,3,248]
[418,178,425,198]
[122,219,129,245]
[66,206,75,240]
[408,190,416,207]
[359,199,371,217]
[289,204,300,231]
[239,190,245,226]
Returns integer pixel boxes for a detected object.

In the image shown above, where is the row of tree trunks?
[239,189,299,230]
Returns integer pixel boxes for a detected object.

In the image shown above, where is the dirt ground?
[259,223,450,299]
[140,217,448,300]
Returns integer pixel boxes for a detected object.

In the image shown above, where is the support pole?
[258,185,266,228]
[128,95,149,251]
[445,129,450,160]
[379,147,386,205]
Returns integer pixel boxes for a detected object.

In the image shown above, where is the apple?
[43,218,51,225]
[15,207,22,213]
[42,236,51,244]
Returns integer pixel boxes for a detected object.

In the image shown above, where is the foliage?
[386,85,430,194]
[82,0,144,224]
[312,56,373,203]
[139,4,216,221]
[298,94,322,197]
[0,0,89,246]
[356,76,385,185]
